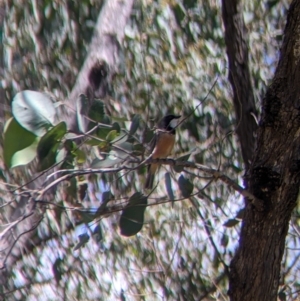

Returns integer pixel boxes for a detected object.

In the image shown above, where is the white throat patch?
[169,118,179,129]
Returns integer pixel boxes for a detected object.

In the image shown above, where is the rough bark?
[228,1,300,300]
[0,0,134,286]
[222,0,258,171]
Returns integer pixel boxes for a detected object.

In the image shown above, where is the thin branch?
[190,196,229,274]
[40,158,264,210]
[176,76,219,129]
[0,216,31,240]
[199,271,227,300]
[1,214,42,269]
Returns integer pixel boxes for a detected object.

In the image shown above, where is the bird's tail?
[145,164,158,189]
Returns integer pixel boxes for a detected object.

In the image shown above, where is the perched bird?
[145,114,181,189]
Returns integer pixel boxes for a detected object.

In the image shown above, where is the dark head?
[158,114,181,132]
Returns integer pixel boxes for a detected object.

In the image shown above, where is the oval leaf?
[119,192,148,237]
[52,258,64,284]
[220,234,229,247]
[37,122,67,171]
[91,141,133,168]
[174,153,191,173]
[112,122,121,134]
[12,90,56,136]
[95,119,112,139]
[129,114,140,136]
[3,117,39,168]
[73,149,86,164]
[165,172,175,203]
[106,130,119,142]
[178,175,194,198]
[223,219,240,228]
[73,233,90,251]
[235,208,245,219]
[92,224,103,244]
[88,99,105,122]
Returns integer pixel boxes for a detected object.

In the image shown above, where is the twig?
[39,158,263,210]
[190,196,229,274]
[176,76,219,129]
[1,214,42,268]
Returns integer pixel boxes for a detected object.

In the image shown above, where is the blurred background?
[1,0,295,300]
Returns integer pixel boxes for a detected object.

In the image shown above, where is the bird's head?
[158,114,181,131]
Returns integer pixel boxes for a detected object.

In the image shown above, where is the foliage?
[1,0,297,300]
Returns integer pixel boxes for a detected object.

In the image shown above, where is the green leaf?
[133,143,144,156]
[112,122,121,133]
[12,90,56,136]
[183,0,197,9]
[178,175,194,198]
[223,219,240,228]
[278,291,287,301]
[106,130,119,142]
[3,117,39,168]
[119,192,148,237]
[73,149,86,164]
[85,138,104,146]
[87,99,112,139]
[37,121,67,171]
[66,177,77,200]
[95,118,112,139]
[88,99,105,122]
[144,127,154,144]
[59,141,76,171]
[111,116,128,122]
[111,132,128,145]
[174,153,191,172]
[165,172,175,202]
[74,233,90,251]
[129,114,140,136]
[173,3,186,26]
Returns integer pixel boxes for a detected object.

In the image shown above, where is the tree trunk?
[221,0,258,171]
[228,1,300,300]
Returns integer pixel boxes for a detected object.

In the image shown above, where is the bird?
[145,114,181,189]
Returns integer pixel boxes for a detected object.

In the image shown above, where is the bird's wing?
[147,130,157,156]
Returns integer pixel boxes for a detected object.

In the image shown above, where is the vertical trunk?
[221,0,258,171]
[227,1,300,300]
